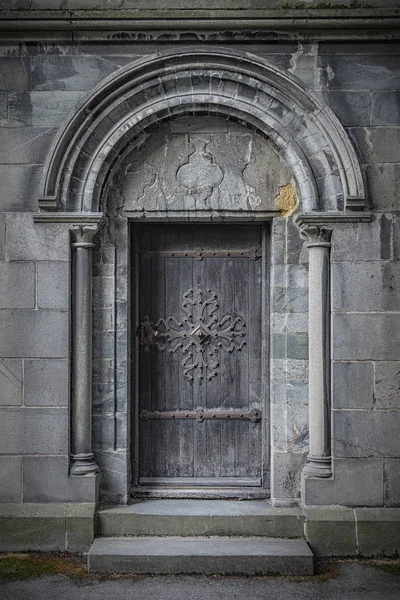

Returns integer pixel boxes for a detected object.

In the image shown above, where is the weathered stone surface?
[332,215,392,262]
[6,213,69,261]
[349,127,400,164]
[304,507,356,557]
[93,308,114,332]
[272,452,307,503]
[0,407,68,453]
[324,91,371,127]
[333,410,400,458]
[0,92,7,126]
[66,503,96,553]
[108,128,292,214]
[384,459,400,507]
[333,313,400,361]
[23,456,98,502]
[286,380,308,453]
[367,164,400,212]
[356,508,400,557]
[0,165,42,211]
[0,127,57,164]
[0,359,22,406]
[0,504,66,552]
[93,331,115,360]
[0,213,5,261]
[93,276,115,308]
[332,262,400,312]
[273,287,308,313]
[31,55,123,91]
[287,333,308,360]
[320,54,400,91]
[374,362,400,410]
[272,359,309,382]
[24,359,68,406]
[0,456,21,503]
[0,262,35,308]
[37,262,69,309]
[371,91,400,126]
[96,451,129,504]
[303,458,384,506]
[332,361,374,409]
[9,91,86,127]
[0,310,68,358]
[0,57,30,91]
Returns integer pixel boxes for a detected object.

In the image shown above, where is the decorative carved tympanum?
[140,289,246,382]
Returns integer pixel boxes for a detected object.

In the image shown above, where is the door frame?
[130,220,271,499]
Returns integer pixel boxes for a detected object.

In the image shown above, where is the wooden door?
[132,224,267,497]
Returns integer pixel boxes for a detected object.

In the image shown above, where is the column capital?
[299,223,332,248]
[70,223,100,248]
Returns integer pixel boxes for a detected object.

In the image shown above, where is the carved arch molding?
[38,47,365,215]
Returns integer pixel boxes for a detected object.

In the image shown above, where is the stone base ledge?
[0,503,95,553]
[304,506,400,558]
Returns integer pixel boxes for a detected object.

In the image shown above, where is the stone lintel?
[294,212,372,229]
[33,212,104,224]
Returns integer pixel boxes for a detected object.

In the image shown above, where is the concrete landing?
[88,536,314,575]
[97,500,304,537]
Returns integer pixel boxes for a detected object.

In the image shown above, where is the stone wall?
[0,38,399,507]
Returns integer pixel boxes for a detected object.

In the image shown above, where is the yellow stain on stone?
[274,183,298,217]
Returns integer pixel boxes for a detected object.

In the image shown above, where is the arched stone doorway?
[35,48,367,506]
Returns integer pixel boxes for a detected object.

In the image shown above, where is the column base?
[70,453,99,476]
[302,455,332,478]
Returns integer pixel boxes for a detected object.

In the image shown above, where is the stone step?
[88,536,314,575]
[97,500,304,538]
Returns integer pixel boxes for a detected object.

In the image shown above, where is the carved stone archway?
[34,48,368,497]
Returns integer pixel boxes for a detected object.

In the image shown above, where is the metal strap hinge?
[140,409,261,423]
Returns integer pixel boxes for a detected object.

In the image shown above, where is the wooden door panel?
[134,224,265,491]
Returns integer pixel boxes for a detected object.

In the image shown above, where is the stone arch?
[39,47,365,215]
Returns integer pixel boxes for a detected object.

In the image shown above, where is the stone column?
[69,223,100,475]
[301,223,332,478]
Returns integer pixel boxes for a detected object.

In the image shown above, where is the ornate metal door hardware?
[140,408,261,423]
[139,289,246,382]
[140,246,260,261]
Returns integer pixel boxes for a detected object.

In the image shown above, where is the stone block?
[272,451,307,503]
[0,92,7,126]
[0,407,68,453]
[303,458,384,507]
[0,309,68,358]
[93,246,116,277]
[287,334,308,360]
[0,127,57,164]
[287,265,308,288]
[371,91,400,126]
[272,359,309,381]
[93,413,115,452]
[24,359,68,406]
[0,213,5,261]
[0,262,35,308]
[37,261,69,309]
[23,456,98,503]
[333,313,400,361]
[0,165,42,211]
[332,361,374,409]
[93,331,115,359]
[31,55,121,92]
[367,164,400,212]
[93,307,114,332]
[0,456,21,503]
[66,503,96,552]
[93,276,115,307]
[287,313,308,334]
[271,334,286,359]
[324,91,371,127]
[9,91,86,127]
[320,54,400,91]
[96,450,129,504]
[332,262,400,312]
[356,508,400,557]
[394,214,400,261]
[0,57,30,91]
[333,409,400,458]
[304,507,356,557]
[374,362,400,410]
[332,215,391,262]
[349,127,400,164]
[0,504,66,552]
[6,213,69,261]
[384,459,400,507]
[0,359,22,406]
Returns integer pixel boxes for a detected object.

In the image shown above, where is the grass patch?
[0,553,87,582]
